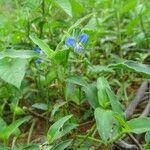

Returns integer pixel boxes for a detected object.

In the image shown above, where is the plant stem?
[27,119,36,144]
[76,124,96,148]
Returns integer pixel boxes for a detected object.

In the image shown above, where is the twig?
[127,133,143,150]
[23,106,47,121]
[114,81,148,150]
[114,140,138,150]
[140,82,150,117]
[78,119,95,128]
[76,124,96,148]
[140,100,150,117]
[125,81,148,119]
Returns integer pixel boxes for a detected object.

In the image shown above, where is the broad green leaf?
[53,49,70,64]
[30,36,55,58]
[83,84,99,108]
[97,77,110,108]
[55,0,72,17]
[0,50,37,60]
[113,112,128,130]
[51,102,67,119]
[1,116,31,141]
[88,65,114,73]
[66,75,88,87]
[32,103,48,111]
[94,108,113,142]
[47,115,72,144]
[126,118,150,134]
[0,58,27,88]
[106,89,124,118]
[57,123,77,139]
[109,60,150,78]
[83,17,98,31]
[52,139,73,150]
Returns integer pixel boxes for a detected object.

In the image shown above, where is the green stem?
[139,14,149,48]
[76,124,96,148]
[27,119,36,144]
[77,135,102,143]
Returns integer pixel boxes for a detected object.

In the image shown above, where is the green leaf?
[30,36,55,58]
[70,0,84,15]
[51,102,67,120]
[83,17,98,31]
[106,89,124,118]
[97,77,124,117]
[0,50,37,60]
[145,131,150,142]
[0,58,27,88]
[94,108,113,142]
[120,0,137,14]
[55,0,72,17]
[12,144,39,150]
[66,75,88,87]
[109,60,150,78]
[47,115,72,144]
[83,84,99,108]
[0,118,7,133]
[57,123,77,139]
[88,65,114,73]
[52,139,73,150]
[0,116,31,141]
[97,77,110,108]
[53,49,70,64]
[32,103,48,111]
[126,118,150,134]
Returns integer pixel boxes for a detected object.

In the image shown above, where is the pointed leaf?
[30,36,55,58]
[94,108,113,142]
[66,75,88,87]
[2,116,31,140]
[0,50,37,60]
[126,117,150,134]
[52,139,73,150]
[0,58,27,88]
[55,0,72,17]
[109,60,150,78]
[47,115,72,144]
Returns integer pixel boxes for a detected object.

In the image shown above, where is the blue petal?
[33,47,41,53]
[79,33,89,44]
[74,43,83,53]
[65,37,76,47]
[35,59,42,63]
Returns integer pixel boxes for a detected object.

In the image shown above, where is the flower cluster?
[65,33,89,53]
[33,47,43,63]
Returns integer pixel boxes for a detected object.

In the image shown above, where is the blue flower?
[33,47,43,63]
[34,59,42,63]
[65,37,76,47]
[79,33,89,44]
[65,33,89,53]
[33,47,41,53]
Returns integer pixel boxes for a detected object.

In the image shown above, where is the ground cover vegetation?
[0,0,150,149]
